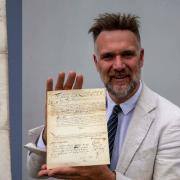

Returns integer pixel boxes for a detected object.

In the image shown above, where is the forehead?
[95,30,139,53]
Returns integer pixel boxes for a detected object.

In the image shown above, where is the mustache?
[109,69,131,78]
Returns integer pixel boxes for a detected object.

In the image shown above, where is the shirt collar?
[106,81,143,117]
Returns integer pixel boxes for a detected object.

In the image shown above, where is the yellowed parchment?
[0,0,11,179]
[47,88,110,169]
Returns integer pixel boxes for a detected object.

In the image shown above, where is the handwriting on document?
[47,88,110,169]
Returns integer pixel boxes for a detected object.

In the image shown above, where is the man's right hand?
[42,71,83,145]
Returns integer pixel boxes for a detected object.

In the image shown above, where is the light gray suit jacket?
[25,85,180,180]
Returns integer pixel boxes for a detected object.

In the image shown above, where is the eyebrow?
[120,50,137,56]
[100,49,137,58]
[100,52,115,58]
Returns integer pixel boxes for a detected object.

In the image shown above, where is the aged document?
[47,88,110,169]
[0,0,12,179]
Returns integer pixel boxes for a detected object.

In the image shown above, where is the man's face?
[94,30,144,103]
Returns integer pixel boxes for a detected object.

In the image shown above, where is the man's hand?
[42,71,83,144]
[38,164,116,180]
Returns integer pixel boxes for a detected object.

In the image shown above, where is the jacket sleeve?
[24,126,47,179]
[153,117,180,180]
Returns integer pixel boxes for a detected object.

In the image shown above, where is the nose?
[113,55,125,70]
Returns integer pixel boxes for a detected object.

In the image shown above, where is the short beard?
[105,71,141,99]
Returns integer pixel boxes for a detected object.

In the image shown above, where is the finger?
[41,164,47,170]
[64,71,76,90]
[73,74,83,89]
[52,175,82,179]
[48,166,79,176]
[55,72,65,90]
[46,78,53,92]
[38,169,49,177]
[44,78,53,145]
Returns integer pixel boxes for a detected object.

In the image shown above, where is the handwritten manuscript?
[47,88,110,169]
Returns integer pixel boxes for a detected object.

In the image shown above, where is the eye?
[121,50,136,59]
[100,53,114,61]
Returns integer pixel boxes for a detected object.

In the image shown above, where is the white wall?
[23,0,180,179]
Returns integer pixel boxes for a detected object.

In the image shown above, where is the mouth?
[114,74,128,78]
[109,74,130,86]
[111,74,129,80]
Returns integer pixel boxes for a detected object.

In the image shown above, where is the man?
[26,13,180,179]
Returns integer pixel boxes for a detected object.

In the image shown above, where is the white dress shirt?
[37,81,143,170]
[107,82,142,170]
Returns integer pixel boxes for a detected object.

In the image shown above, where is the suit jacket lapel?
[116,85,157,174]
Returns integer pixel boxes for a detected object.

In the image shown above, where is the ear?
[139,48,144,67]
[93,54,99,71]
